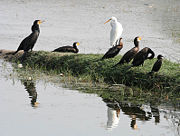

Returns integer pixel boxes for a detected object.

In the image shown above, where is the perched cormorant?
[53,42,80,53]
[101,38,123,60]
[132,47,155,67]
[113,36,141,67]
[149,55,163,74]
[13,20,43,55]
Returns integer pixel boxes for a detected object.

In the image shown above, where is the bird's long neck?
[110,20,117,27]
[117,39,123,48]
[147,48,155,59]
[31,24,40,33]
[73,45,78,53]
[134,40,139,48]
[73,45,77,49]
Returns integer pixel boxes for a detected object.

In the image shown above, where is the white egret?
[104,17,123,47]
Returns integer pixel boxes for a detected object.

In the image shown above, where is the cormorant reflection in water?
[22,80,38,107]
[104,99,160,130]
[120,103,160,129]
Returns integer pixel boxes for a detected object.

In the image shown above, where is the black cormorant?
[150,55,163,74]
[113,36,141,67]
[53,42,80,53]
[101,38,123,60]
[13,20,43,55]
[132,47,155,67]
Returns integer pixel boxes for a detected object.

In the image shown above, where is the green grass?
[9,51,180,95]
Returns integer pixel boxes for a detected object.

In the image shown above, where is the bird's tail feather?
[12,50,18,55]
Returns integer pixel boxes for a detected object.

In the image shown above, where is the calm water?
[0,60,180,136]
[0,0,180,62]
[0,0,180,136]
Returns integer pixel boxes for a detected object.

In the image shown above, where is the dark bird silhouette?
[113,36,141,67]
[101,38,123,60]
[53,42,80,53]
[149,55,163,74]
[13,20,43,55]
[22,80,38,107]
[131,47,155,67]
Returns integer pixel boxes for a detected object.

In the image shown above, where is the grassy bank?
[5,51,179,94]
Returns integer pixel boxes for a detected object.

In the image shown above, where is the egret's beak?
[76,42,80,46]
[104,19,111,24]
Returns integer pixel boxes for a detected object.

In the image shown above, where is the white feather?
[109,17,123,46]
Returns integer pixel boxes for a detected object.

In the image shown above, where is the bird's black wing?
[132,50,145,66]
[152,59,162,72]
[102,46,120,59]
[53,46,75,52]
[119,47,138,64]
[15,32,38,53]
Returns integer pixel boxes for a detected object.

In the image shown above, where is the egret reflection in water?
[106,102,120,130]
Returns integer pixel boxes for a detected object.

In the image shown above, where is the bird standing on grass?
[101,37,123,60]
[52,42,80,53]
[104,17,123,47]
[13,20,43,55]
[149,55,163,74]
[113,36,141,67]
[131,47,155,67]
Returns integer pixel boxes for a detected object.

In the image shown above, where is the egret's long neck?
[110,20,117,27]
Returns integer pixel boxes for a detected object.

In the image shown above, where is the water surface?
[0,60,180,136]
[0,0,179,61]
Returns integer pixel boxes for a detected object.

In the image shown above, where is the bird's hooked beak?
[38,20,45,24]
[104,19,111,24]
[138,37,142,41]
[76,42,80,46]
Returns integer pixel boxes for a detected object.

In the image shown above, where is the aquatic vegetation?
[6,51,179,95]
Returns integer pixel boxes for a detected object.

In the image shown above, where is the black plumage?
[13,20,43,55]
[150,55,163,73]
[132,47,155,67]
[53,42,79,53]
[113,36,141,67]
[102,38,123,60]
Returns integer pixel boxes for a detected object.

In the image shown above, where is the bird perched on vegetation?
[13,20,43,55]
[101,38,123,60]
[104,17,123,47]
[149,55,163,74]
[52,42,80,53]
[113,36,141,67]
[131,47,155,67]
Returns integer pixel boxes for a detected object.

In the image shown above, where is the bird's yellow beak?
[138,37,142,41]
[76,42,80,46]
[104,19,111,24]
[38,20,45,24]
